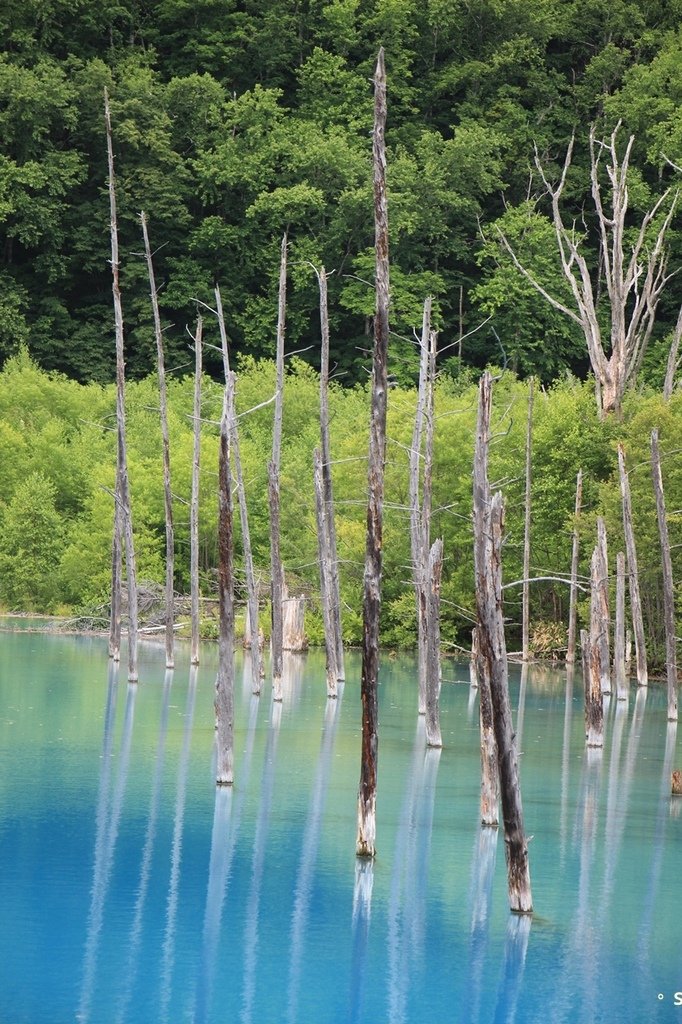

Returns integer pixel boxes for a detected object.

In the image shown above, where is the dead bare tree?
[410,298,432,714]
[650,429,678,722]
[613,551,628,701]
[586,548,605,748]
[356,49,388,860]
[425,538,443,748]
[215,347,235,786]
[270,235,288,702]
[663,304,682,401]
[190,316,203,666]
[314,446,338,698]
[618,443,648,686]
[140,211,174,669]
[501,124,678,418]
[104,88,138,683]
[522,379,534,661]
[595,517,611,695]
[566,469,583,665]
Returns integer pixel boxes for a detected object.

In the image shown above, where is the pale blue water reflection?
[0,629,681,1022]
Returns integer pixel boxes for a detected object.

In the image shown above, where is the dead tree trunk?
[470,626,480,688]
[614,551,628,701]
[566,469,583,665]
[140,211,174,669]
[190,317,203,666]
[521,379,534,662]
[650,429,678,722]
[318,265,345,681]
[109,502,122,661]
[473,371,532,913]
[595,517,611,695]
[269,234,287,702]
[618,443,648,686]
[477,648,499,827]
[282,587,306,651]
[410,298,432,715]
[214,284,262,691]
[105,88,138,683]
[314,446,338,697]
[425,538,443,748]
[586,548,605,747]
[215,388,235,785]
[356,48,388,860]
[663,304,682,401]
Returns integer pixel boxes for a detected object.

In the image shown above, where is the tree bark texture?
[595,517,611,694]
[477,644,499,827]
[141,210,175,669]
[425,537,443,748]
[109,500,122,661]
[215,401,235,786]
[522,379,534,662]
[269,235,287,698]
[650,429,678,721]
[618,443,648,686]
[190,317,203,666]
[566,469,583,664]
[282,589,306,651]
[614,551,628,701]
[314,446,338,697]
[586,547,605,747]
[356,49,388,860]
[105,88,138,683]
[473,371,532,913]
[318,265,345,681]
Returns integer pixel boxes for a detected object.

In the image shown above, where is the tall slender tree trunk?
[410,298,432,715]
[521,379,534,662]
[214,284,262,690]
[270,235,287,702]
[650,429,678,722]
[424,538,443,748]
[586,547,605,747]
[215,383,235,786]
[356,49,389,860]
[473,371,532,914]
[318,266,345,681]
[190,317,203,666]
[140,211,174,669]
[109,501,122,661]
[566,469,583,664]
[614,551,627,701]
[314,447,338,698]
[104,88,138,683]
[618,443,648,686]
[595,517,611,695]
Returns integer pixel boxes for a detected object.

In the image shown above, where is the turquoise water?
[0,629,681,1023]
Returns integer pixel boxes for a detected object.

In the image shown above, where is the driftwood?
[618,443,648,686]
[269,235,288,701]
[190,317,203,666]
[650,429,678,721]
[424,538,443,748]
[104,88,138,683]
[356,49,388,860]
[317,266,345,681]
[141,211,175,670]
[613,551,628,701]
[473,371,532,913]
[314,446,338,697]
[521,379,534,662]
[566,469,583,665]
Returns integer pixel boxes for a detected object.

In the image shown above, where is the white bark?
[269,235,287,700]
[614,551,628,701]
[663,303,682,401]
[522,379,534,661]
[424,538,443,748]
[618,443,648,686]
[190,317,202,666]
[566,469,583,664]
[314,446,338,697]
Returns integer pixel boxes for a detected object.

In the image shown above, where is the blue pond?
[0,627,681,1023]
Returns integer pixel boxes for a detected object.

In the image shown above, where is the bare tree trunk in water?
[270,235,287,701]
[473,372,532,913]
[109,500,122,661]
[215,392,235,786]
[410,298,432,715]
[566,469,583,665]
[650,429,678,722]
[586,547,605,747]
[317,266,345,681]
[521,379,534,662]
[614,551,628,701]
[314,447,338,698]
[595,517,611,695]
[105,88,138,683]
[356,49,388,860]
[618,443,648,686]
[140,211,175,669]
[214,284,262,691]
[424,538,443,748]
[190,317,203,666]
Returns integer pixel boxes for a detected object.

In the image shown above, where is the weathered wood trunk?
[215,397,235,786]
[586,547,605,747]
[410,298,432,715]
[566,469,583,665]
[614,551,628,701]
[314,446,338,697]
[477,647,499,828]
[473,371,532,913]
[140,211,174,669]
[618,443,648,686]
[214,284,262,691]
[105,88,138,683]
[356,49,389,860]
[424,538,443,748]
[282,588,306,652]
[190,317,203,666]
[109,500,122,661]
[521,379,534,662]
[318,266,345,681]
[269,234,287,701]
[650,429,678,722]
[663,304,682,401]
[469,626,480,688]
[595,517,611,694]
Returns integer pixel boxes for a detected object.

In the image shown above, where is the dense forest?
[1,0,681,387]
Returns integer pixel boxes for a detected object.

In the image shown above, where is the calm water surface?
[0,628,680,1023]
